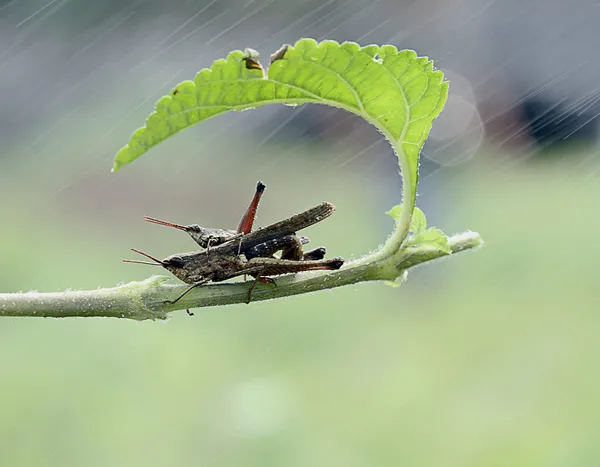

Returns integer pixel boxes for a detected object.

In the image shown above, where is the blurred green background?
[2,0,600,465]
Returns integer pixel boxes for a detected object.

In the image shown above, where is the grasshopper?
[143,181,326,261]
[143,181,266,249]
[125,202,343,304]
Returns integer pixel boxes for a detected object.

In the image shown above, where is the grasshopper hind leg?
[246,235,306,261]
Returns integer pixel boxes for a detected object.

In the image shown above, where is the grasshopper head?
[143,216,237,249]
[125,249,206,285]
[185,225,238,248]
[160,252,204,284]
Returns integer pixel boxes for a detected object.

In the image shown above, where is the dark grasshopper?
[125,202,343,303]
[143,181,326,261]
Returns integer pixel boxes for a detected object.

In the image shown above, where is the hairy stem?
[386,141,414,255]
[0,232,483,321]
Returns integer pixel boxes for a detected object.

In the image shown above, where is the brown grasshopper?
[124,202,343,304]
[143,181,266,249]
[143,181,326,261]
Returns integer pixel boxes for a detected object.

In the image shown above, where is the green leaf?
[386,205,427,233]
[409,227,452,255]
[113,38,448,180]
[410,207,427,234]
[386,205,403,221]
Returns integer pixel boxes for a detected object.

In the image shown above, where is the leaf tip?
[112,147,127,172]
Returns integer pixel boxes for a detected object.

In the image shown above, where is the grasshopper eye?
[187,225,202,233]
[165,256,185,267]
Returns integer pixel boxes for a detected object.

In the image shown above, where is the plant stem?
[388,141,414,254]
[0,231,482,321]
[0,282,166,320]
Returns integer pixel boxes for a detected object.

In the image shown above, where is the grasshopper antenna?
[123,248,164,266]
[237,181,266,234]
[143,216,187,231]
